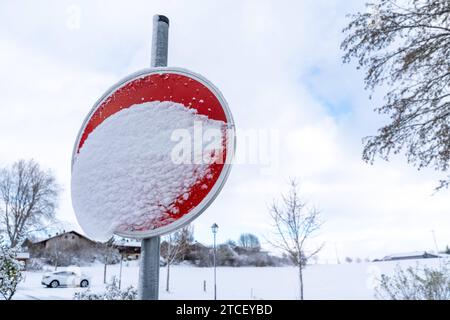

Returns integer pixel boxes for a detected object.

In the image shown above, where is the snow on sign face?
[71,68,235,241]
[72,102,224,240]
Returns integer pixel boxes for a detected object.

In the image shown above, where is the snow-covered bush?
[0,241,24,300]
[26,258,45,271]
[376,264,450,300]
[73,276,137,300]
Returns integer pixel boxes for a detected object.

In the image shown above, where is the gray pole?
[213,232,217,300]
[119,254,123,290]
[431,230,440,254]
[138,14,169,300]
[151,14,169,68]
[139,236,161,299]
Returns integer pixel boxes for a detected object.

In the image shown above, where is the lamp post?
[118,254,123,290]
[211,223,219,300]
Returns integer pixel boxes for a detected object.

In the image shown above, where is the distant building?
[380,251,439,261]
[23,230,98,257]
[184,241,210,266]
[114,238,141,260]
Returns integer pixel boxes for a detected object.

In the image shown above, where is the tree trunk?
[298,264,304,300]
[54,259,58,271]
[166,261,171,292]
[10,237,17,249]
[103,260,107,284]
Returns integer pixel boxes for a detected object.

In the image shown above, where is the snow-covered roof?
[114,238,141,248]
[16,252,30,259]
[383,251,438,260]
[28,230,94,244]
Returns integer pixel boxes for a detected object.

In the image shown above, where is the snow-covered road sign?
[71,67,235,239]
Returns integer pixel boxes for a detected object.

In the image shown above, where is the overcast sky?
[1,0,449,261]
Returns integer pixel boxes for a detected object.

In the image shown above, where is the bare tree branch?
[161,225,194,292]
[0,159,60,247]
[341,0,450,189]
[267,179,323,300]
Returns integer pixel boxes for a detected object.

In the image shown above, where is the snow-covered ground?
[14,258,444,300]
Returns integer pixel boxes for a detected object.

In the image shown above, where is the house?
[23,231,145,261]
[21,230,103,267]
[21,231,169,265]
[23,230,98,257]
[183,241,211,266]
[380,251,439,261]
[114,238,141,260]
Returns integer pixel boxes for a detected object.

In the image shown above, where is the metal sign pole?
[139,236,161,299]
[151,15,169,68]
[138,14,169,300]
[213,231,217,300]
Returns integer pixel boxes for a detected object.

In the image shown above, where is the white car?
[41,271,90,288]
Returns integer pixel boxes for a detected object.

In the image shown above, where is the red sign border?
[71,67,235,239]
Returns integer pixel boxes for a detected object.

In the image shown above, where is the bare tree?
[238,233,261,252]
[47,238,63,271]
[160,225,193,292]
[267,180,323,300]
[341,0,450,189]
[98,238,120,284]
[0,159,59,247]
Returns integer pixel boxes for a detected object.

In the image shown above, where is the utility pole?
[431,230,440,255]
[334,242,340,264]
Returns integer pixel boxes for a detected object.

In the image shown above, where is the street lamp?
[211,223,219,300]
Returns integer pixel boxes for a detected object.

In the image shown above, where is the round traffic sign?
[71,67,235,240]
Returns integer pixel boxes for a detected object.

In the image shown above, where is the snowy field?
[14,258,444,300]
